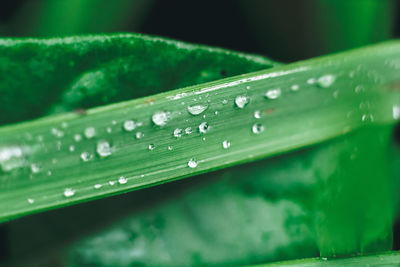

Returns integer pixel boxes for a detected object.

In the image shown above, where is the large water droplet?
[152,111,170,126]
[199,122,210,133]
[80,151,93,162]
[84,127,96,139]
[235,95,249,108]
[0,146,24,172]
[118,176,127,184]
[64,188,75,197]
[252,123,264,134]
[317,74,335,88]
[222,140,231,149]
[188,158,198,168]
[174,128,183,138]
[96,141,112,157]
[187,104,208,115]
[123,120,137,131]
[264,89,281,100]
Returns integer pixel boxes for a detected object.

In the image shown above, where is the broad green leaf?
[246,251,400,267]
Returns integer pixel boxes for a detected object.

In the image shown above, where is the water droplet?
[123,120,137,131]
[174,128,183,138]
[202,137,206,141]
[84,127,96,139]
[246,86,251,90]
[64,188,75,197]
[332,90,339,98]
[188,158,198,168]
[187,104,208,115]
[321,257,328,261]
[393,105,400,120]
[69,145,75,152]
[317,74,335,88]
[30,163,40,174]
[252,123,264,134]
[307,78,316,84]
[235,95,249,108]
[112,120,117,125]
[148,144,155,151]
[291,84,299,91]
[264,89,281,100]
[152,111,170,126]
[185,127,192,135]
[94,184,102,189]
[199,122,210,133]
[56,141,62,151]
[52,158,58,164]
[106,127,112,133]
[215,111,219,115]
[168,145,173,151]
[0,146,24,172]
[74,134,82,142]
[27,198,34,204]
[222,99,228,105]
[51,127,64,138]
[222,140,231,149]
[80,151,93,162]
[96,141,112,157]
[61,122,68,128]
[47,170,52,176]
[118,176,127,184]
[254,110,261,119]
[109,181,116,186]
[355,85,364,94]
[136,132,144,139]
[362,114,374,122]
[202,114,206,119]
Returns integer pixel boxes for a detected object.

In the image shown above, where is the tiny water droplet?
[152,111,170,126]
[185,127,192,135]
[187,104,208,115]
[80,151,93,162]
[317,74,335,88]
[188,158,198,168]
[106,127,112,133]
[199,122,210,133]
[307,78,316,84]
[264,88,281,100]
[84,127,96,139]
[252,123,264,134]
[64,188,75,197]
[215,111,219,115]
[168,145,173,151]
[69,145,75,152]
[136,132,144,139]
[202,114,206,119]
[123,120,137,131]
[246,85,251,90]
[361,114,374,122]
[291,84,299,91]
[109,181,116,186]
[51,128,64,138]
[112,120,117,125]
[30,163,40,174]
[94,184,102,189]
[74,134,82,142]
[222,140,231,149]
[321,257,328,261]
[254,110,261,119]
[52,158,57,164]
[355,85,364,94]
[96,141,112,157]
[332,90,339,98]
[393,105,400,120]
[222,99,228,105]
[27,198,34,204]
[235,95,249,108]
[61,122,68,128]
[173,128,183,138]
[148,144,155,151]
[47,170,52,176]
[118,176,127,184]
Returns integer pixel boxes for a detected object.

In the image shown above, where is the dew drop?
[148,144,155,151]
[174,128,183,138]
[64,188,75,197]
[84,127,96,139]
[199,122,210,133]
[235,95,249,108]
[168,145,173,151]
[135,132,144,139]
[188,158,198,168]
[317,74,335,88]
[74,134,82,142]
[152,111,170,126]
[185,127,193,135]
[222,140,231,149]
[123,120,137,131]
[96,141,112,157]
[27,198,34,204]
[94,184,102,189]
[80,151,93,162]
[291,84,299,91]
[118,176,127,184]
[187,104,208,115]
[264,88,281,100]
[252,123,264,134]
[254,110,261,119]
[30,163,40,174]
